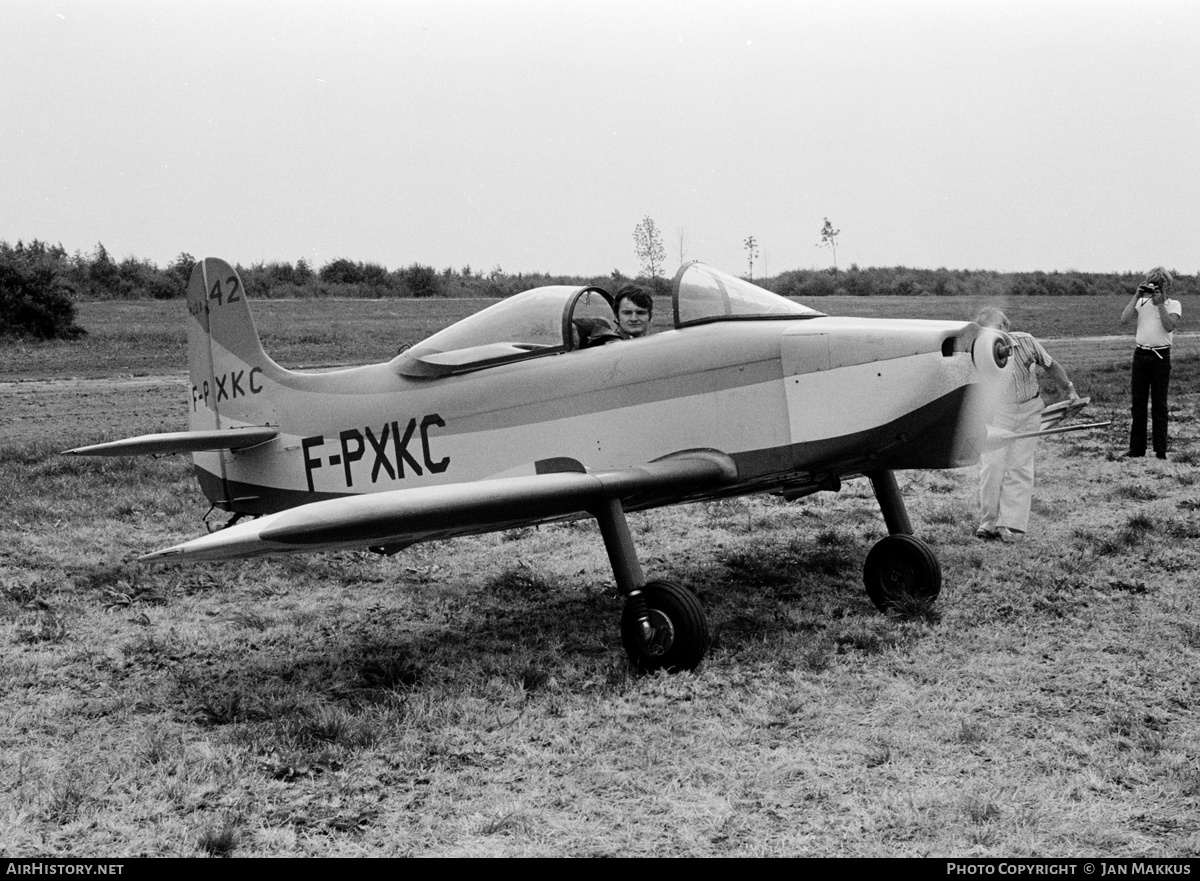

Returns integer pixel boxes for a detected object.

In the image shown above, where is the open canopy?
[672,262,823,326]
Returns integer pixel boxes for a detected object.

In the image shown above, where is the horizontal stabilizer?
[63,427,279,457]
[140,449,737,563]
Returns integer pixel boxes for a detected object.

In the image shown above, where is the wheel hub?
[638,609,675,656]
[881,560,916,591]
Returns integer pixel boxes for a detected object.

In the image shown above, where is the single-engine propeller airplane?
[65,258,1101,672]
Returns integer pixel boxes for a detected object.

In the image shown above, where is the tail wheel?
[863,534,942,612]
[621,580,710,674]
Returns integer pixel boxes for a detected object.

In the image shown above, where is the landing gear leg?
[591,498,710,672]
[867,469,912,536]
[863,470,941,611]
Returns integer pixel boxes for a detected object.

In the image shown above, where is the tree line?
[0,239,623,303]
[762,264,1198,301]
[2,237,1195,340]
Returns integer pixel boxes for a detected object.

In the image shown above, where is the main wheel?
[862,534,942,612]
[620,580,710,674]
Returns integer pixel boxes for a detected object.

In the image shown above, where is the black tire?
[620,580,710,674]
[862,534,942,612]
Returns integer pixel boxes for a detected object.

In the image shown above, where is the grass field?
[2,296,1198,857]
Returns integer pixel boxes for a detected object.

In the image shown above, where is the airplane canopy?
[672,263,823,327]
[393,264,822,377]
[394,285,615,376]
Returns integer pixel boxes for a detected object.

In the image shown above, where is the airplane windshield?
[672,263,823,327]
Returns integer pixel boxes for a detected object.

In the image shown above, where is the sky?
[2,0,1198,277]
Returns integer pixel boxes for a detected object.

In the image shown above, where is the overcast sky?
[3,0,1197,277]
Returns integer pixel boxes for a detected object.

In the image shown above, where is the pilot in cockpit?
[613,285,653,340]
[573,284,655,348]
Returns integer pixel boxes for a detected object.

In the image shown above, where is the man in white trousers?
[975,308,1080,543]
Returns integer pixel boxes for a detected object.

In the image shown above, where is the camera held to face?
[1138,282,1161,299]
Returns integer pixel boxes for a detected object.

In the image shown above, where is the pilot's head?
[614,285,653,339]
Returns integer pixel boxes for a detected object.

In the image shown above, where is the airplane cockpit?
[393,263,823,378]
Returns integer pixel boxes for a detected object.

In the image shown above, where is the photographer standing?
[1121,267,1181,459]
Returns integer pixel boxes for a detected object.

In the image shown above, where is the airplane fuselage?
[198,315,986,517]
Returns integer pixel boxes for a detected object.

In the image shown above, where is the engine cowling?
[972,327,1012,378]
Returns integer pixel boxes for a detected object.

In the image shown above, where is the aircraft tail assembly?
[185,257,289,433]
[63,258,285,475]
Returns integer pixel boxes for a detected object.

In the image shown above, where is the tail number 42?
[209,276,242,306]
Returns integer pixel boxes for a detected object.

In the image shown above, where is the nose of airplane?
[946,325,1013,465]
[972,327,1013,377]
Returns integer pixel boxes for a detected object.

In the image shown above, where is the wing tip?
[138,547,184,562]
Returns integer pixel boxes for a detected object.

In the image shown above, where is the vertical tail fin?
[186,258,285,431]
[187,258,288,512]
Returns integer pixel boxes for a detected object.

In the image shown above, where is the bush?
[87,243,120,294]
[0,248,86,340]
[52,243,183,300]
[395,263,441,298]
[318,258,361,285]
[118,257,178,300]
[167,252,196,289]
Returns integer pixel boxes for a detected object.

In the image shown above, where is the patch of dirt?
[0,374,188,447]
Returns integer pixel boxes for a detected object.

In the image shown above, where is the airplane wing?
[63,427,279,457]
[140,449,738,563]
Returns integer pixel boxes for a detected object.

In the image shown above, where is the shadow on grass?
[151,526,940,764]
